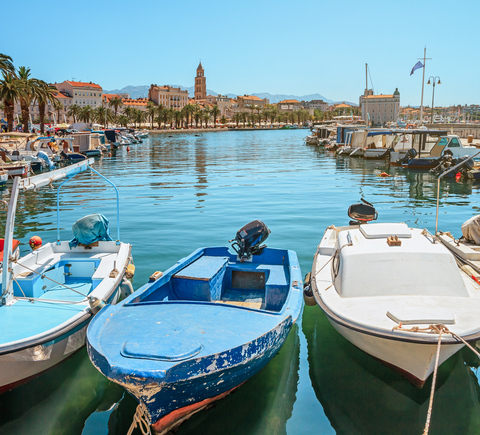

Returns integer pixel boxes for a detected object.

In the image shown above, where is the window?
[448,138,460,148]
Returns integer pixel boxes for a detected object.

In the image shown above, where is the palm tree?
[0,72,26,131]
[232,113,241,127]
[194,109,202,128]
[146,102,157,129]
[155,106,166,129]
[17,66,42,132]
[117,115,129,127]
[183,104,196,128]
[132,108,145,128]
[174,110,183,129]
[0,53,15,76]
[52,98,64,125]
[79,105,93,123]
[123,106,134,126]
[202,109,212,128]
[35,81,59,133]
[109,97,123,117]
[241,112,247,128]
[93,106,107,126]
[211,105,220,127]
[219,115,228,125]
[67,104,81,123]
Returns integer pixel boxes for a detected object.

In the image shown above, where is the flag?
[410,61,424,76]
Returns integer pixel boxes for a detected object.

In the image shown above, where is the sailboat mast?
[365,63,368,127]
[420,47,426,124]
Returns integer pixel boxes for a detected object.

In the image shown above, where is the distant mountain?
[103,85,347,105]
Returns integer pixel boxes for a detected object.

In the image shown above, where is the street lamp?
[427,76,441,124]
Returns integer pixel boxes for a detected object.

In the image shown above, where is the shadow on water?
[302,306,480,435]
[104,324,300,435]
[0,349,124,435]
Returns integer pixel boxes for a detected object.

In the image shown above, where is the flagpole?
[420,47,426,123]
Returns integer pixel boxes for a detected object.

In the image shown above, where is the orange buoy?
[29,236,42,250]
[378,172,391,177]
[127,146,130,152]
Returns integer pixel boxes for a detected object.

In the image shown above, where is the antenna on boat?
[435,151,480,234]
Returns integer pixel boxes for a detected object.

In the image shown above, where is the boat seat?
[219,288,264,309]
[387,308,455,325]
[39,283,92,302]
[172,256,229,301]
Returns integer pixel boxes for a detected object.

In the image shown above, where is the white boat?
[0,160,134,393]
[308,199,480,388]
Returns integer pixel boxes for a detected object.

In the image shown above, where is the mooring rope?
[11,259,89,298]
[392,323,480,435]
[127,403,151,435]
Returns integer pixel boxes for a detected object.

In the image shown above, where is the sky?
[2,0,479,107]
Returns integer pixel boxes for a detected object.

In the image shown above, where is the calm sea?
[0,129,479,434]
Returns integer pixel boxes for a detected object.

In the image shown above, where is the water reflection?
[303,306,480,435]
[0,349,114,435]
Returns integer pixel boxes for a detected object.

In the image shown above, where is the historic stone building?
[359,88,400,125]
[148,85,189,110]
[195,62,206,101]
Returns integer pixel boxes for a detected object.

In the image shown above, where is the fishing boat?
[308,198,480,388]
[87,220,303,434]
[0,160,134,393]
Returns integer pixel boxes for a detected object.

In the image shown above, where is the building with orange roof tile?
[148,84,189,110]
[122,98,149,111]
[360,88,400,125]
[237,95,269,108]
[54,80,103,108]
[277,99,302,112]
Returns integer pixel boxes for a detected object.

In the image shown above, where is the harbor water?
[1,129,480,434]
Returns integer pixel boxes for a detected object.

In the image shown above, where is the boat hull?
[89,315,293,428]
[326,310,463,388]
[0,319,89,393]
[0,285,125,394]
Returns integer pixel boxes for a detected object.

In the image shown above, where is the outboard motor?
[230,220,270,259]
[348,198,378,225]
[398,148,417,165]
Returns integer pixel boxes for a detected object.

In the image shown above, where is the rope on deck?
[127,403,151,435]
[11,259,89,298]
[393,323,480,435]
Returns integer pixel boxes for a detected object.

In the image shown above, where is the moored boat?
[309,199,480,388]
[87,220,303,434]
[0,160,133,393]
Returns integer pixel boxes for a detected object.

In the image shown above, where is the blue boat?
[87,220,303,434]
[0,161,134,393]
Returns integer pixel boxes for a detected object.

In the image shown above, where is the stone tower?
[195,62,206,100]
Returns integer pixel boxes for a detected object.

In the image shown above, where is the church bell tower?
[195,62,206,100]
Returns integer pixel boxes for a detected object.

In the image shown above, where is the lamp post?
[427,76,441,124]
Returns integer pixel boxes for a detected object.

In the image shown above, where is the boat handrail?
[435,150,480,234]
[56,165,121,245]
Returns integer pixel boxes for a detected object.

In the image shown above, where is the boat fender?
[303,272,317,306]
[149,271,163,282]
[29,236,42,250]
[125,264,135,279]
[119,277,134,298]
[89,296,106,314]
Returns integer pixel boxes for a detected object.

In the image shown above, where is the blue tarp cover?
[69,214,113,248]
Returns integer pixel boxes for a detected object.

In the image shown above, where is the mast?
[365,63,368,127]
[420,47,427,123]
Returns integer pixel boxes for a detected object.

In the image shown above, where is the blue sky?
[2,0,478,107]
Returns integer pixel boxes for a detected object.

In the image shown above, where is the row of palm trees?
[97,99,313,130]
[0,53,59,133]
